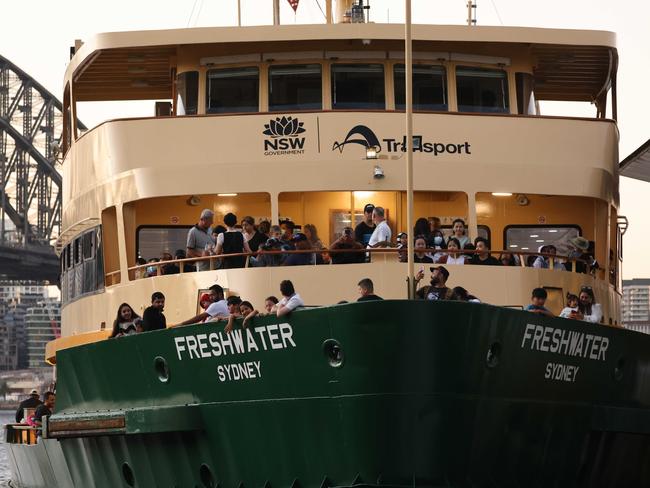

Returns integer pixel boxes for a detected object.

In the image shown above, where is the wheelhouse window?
[456,66,509,113]
[394,64,447,111]
[176,71,198,115]
[331,64,385,110]
[504,226,582,257]
[206,67,259,113]
[269,64,322,111]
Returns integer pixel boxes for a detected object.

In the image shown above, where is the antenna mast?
[466,0,477,26]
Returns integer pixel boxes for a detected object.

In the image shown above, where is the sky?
[1,0,648,279]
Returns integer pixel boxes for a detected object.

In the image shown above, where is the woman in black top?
[216,213,252,268]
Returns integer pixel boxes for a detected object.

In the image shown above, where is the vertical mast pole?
[326,0,333,24]
[405,0,415,299]
[237,0,242,26]
[273,0,281,25]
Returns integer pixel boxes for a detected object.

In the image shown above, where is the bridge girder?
[0,54,85,252]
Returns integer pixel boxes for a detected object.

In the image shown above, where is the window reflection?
[269,64,322,111]
[456,66,509,113]
[394,64,447,111]
[206,67,259,114]
[331,64,385,110]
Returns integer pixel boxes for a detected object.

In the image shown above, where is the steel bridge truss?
[0,54,84,247]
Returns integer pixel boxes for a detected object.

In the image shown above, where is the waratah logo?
[263,116,305,138]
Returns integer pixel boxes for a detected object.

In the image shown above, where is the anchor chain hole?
[154,356,170,383]
[323,339,345,368]
[122,462,135,487]
[200,463,215,488]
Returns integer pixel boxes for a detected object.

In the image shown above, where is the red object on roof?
[287,0,299,12]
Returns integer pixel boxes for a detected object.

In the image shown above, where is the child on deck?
[525,288,554,317]
[559,293,579,319]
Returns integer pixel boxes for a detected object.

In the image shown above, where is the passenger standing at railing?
[134,257,147,279]
[142,292,166,332]
[355,203,376,248]
[215,213,251,269]
[241,216,266,252]
[414,218,433,247]
[576,286,603,323]
[284,233,314,266]
[277,280,304,317]
[414,236,434,264]
[15,390,41,423]
[186,209,215,272]
[448,219,470,249]
[533,245,558,269]
[469,238,501,266]
[330,227,365,264]
[436,238,466,265]
[32,392,55,429]
[564,237,596,274]
[415,266,453,301]
[367,207,392,249]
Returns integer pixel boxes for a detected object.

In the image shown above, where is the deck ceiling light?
[217,193,238,197]
[491,192,512,197]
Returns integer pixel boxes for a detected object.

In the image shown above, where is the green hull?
[7,301,650,487]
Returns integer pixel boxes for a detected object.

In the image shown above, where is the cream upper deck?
[65,23,617,103]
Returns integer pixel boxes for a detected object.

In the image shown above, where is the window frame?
[268,63,323,112]
[393,62,448,112]
[503,224,583,255]
[205,65,261,114]
[455,65,511,114]
[330,62,387,110]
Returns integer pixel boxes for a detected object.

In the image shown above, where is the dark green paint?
[7,300,650,487]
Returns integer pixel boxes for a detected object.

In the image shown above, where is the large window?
[331,64,385,109]
[176,71,199,115]
[137,226,193,261]
[504,225,582,257]
[394,64,447,111]
[456,66,509,113]
[61,226,104,304]
[206,67,259,114]
[269,64,322,111]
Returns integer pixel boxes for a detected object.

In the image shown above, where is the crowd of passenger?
[113,260,604,340]
[136,204,598,276]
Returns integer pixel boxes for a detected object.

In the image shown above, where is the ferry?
[6,1,650,487]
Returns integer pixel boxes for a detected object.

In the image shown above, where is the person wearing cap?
[284,233,314,266]
[178,284,228,325]
[354,203,376,247]
[415,266,453,301]
[186,208,215,272]
[330,227,365,264]
[565,236,596,274]
[15,389,42,423]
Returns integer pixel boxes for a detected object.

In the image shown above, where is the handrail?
[5,423,40,445]
[116,247,594,282]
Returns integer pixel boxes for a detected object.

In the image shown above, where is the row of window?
[177,63,515,116]
[60,227,105,304]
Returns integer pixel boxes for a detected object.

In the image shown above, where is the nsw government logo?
[263,116,306,156]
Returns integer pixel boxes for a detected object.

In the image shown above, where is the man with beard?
[415,266,453,301]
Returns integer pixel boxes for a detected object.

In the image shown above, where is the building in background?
[622,279,650,334]
[25,300,60,369]
[0,282,49,369]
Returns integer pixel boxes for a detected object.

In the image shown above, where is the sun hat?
[569,236,589,251]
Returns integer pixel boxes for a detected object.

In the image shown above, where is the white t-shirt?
[559,307,577,318]
[206,299,229,318]
[367,221,391,248]
[278,293,304,312]
[583,303,603,324]
[445,255,466,265]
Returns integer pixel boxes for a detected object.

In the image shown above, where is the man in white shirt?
[367,206,392,249]
[276,280,304,317]
[178,284,228,325]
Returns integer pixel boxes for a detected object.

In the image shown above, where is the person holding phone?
[330,227,365,264]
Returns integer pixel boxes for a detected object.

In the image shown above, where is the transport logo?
[263,116,306,156]
[332,125,381,153]
[332,124,472,156]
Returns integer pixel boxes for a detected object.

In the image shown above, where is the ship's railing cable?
[121,248,595,283]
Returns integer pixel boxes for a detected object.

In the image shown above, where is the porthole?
[154,356,170,383]
[614,357,625,381]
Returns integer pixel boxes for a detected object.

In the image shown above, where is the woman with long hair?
[436,237,466,265]
[110,303,141,338]
[577,286,603,323]
[449,218,470,249]
[303,223,327,264]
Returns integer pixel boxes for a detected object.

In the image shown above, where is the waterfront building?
[0,282,48,369]
[24,300,60,369]
[622,278,650,334]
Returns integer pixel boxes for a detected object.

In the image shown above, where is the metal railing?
[5,423,39,445]
[108,248,598,285]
